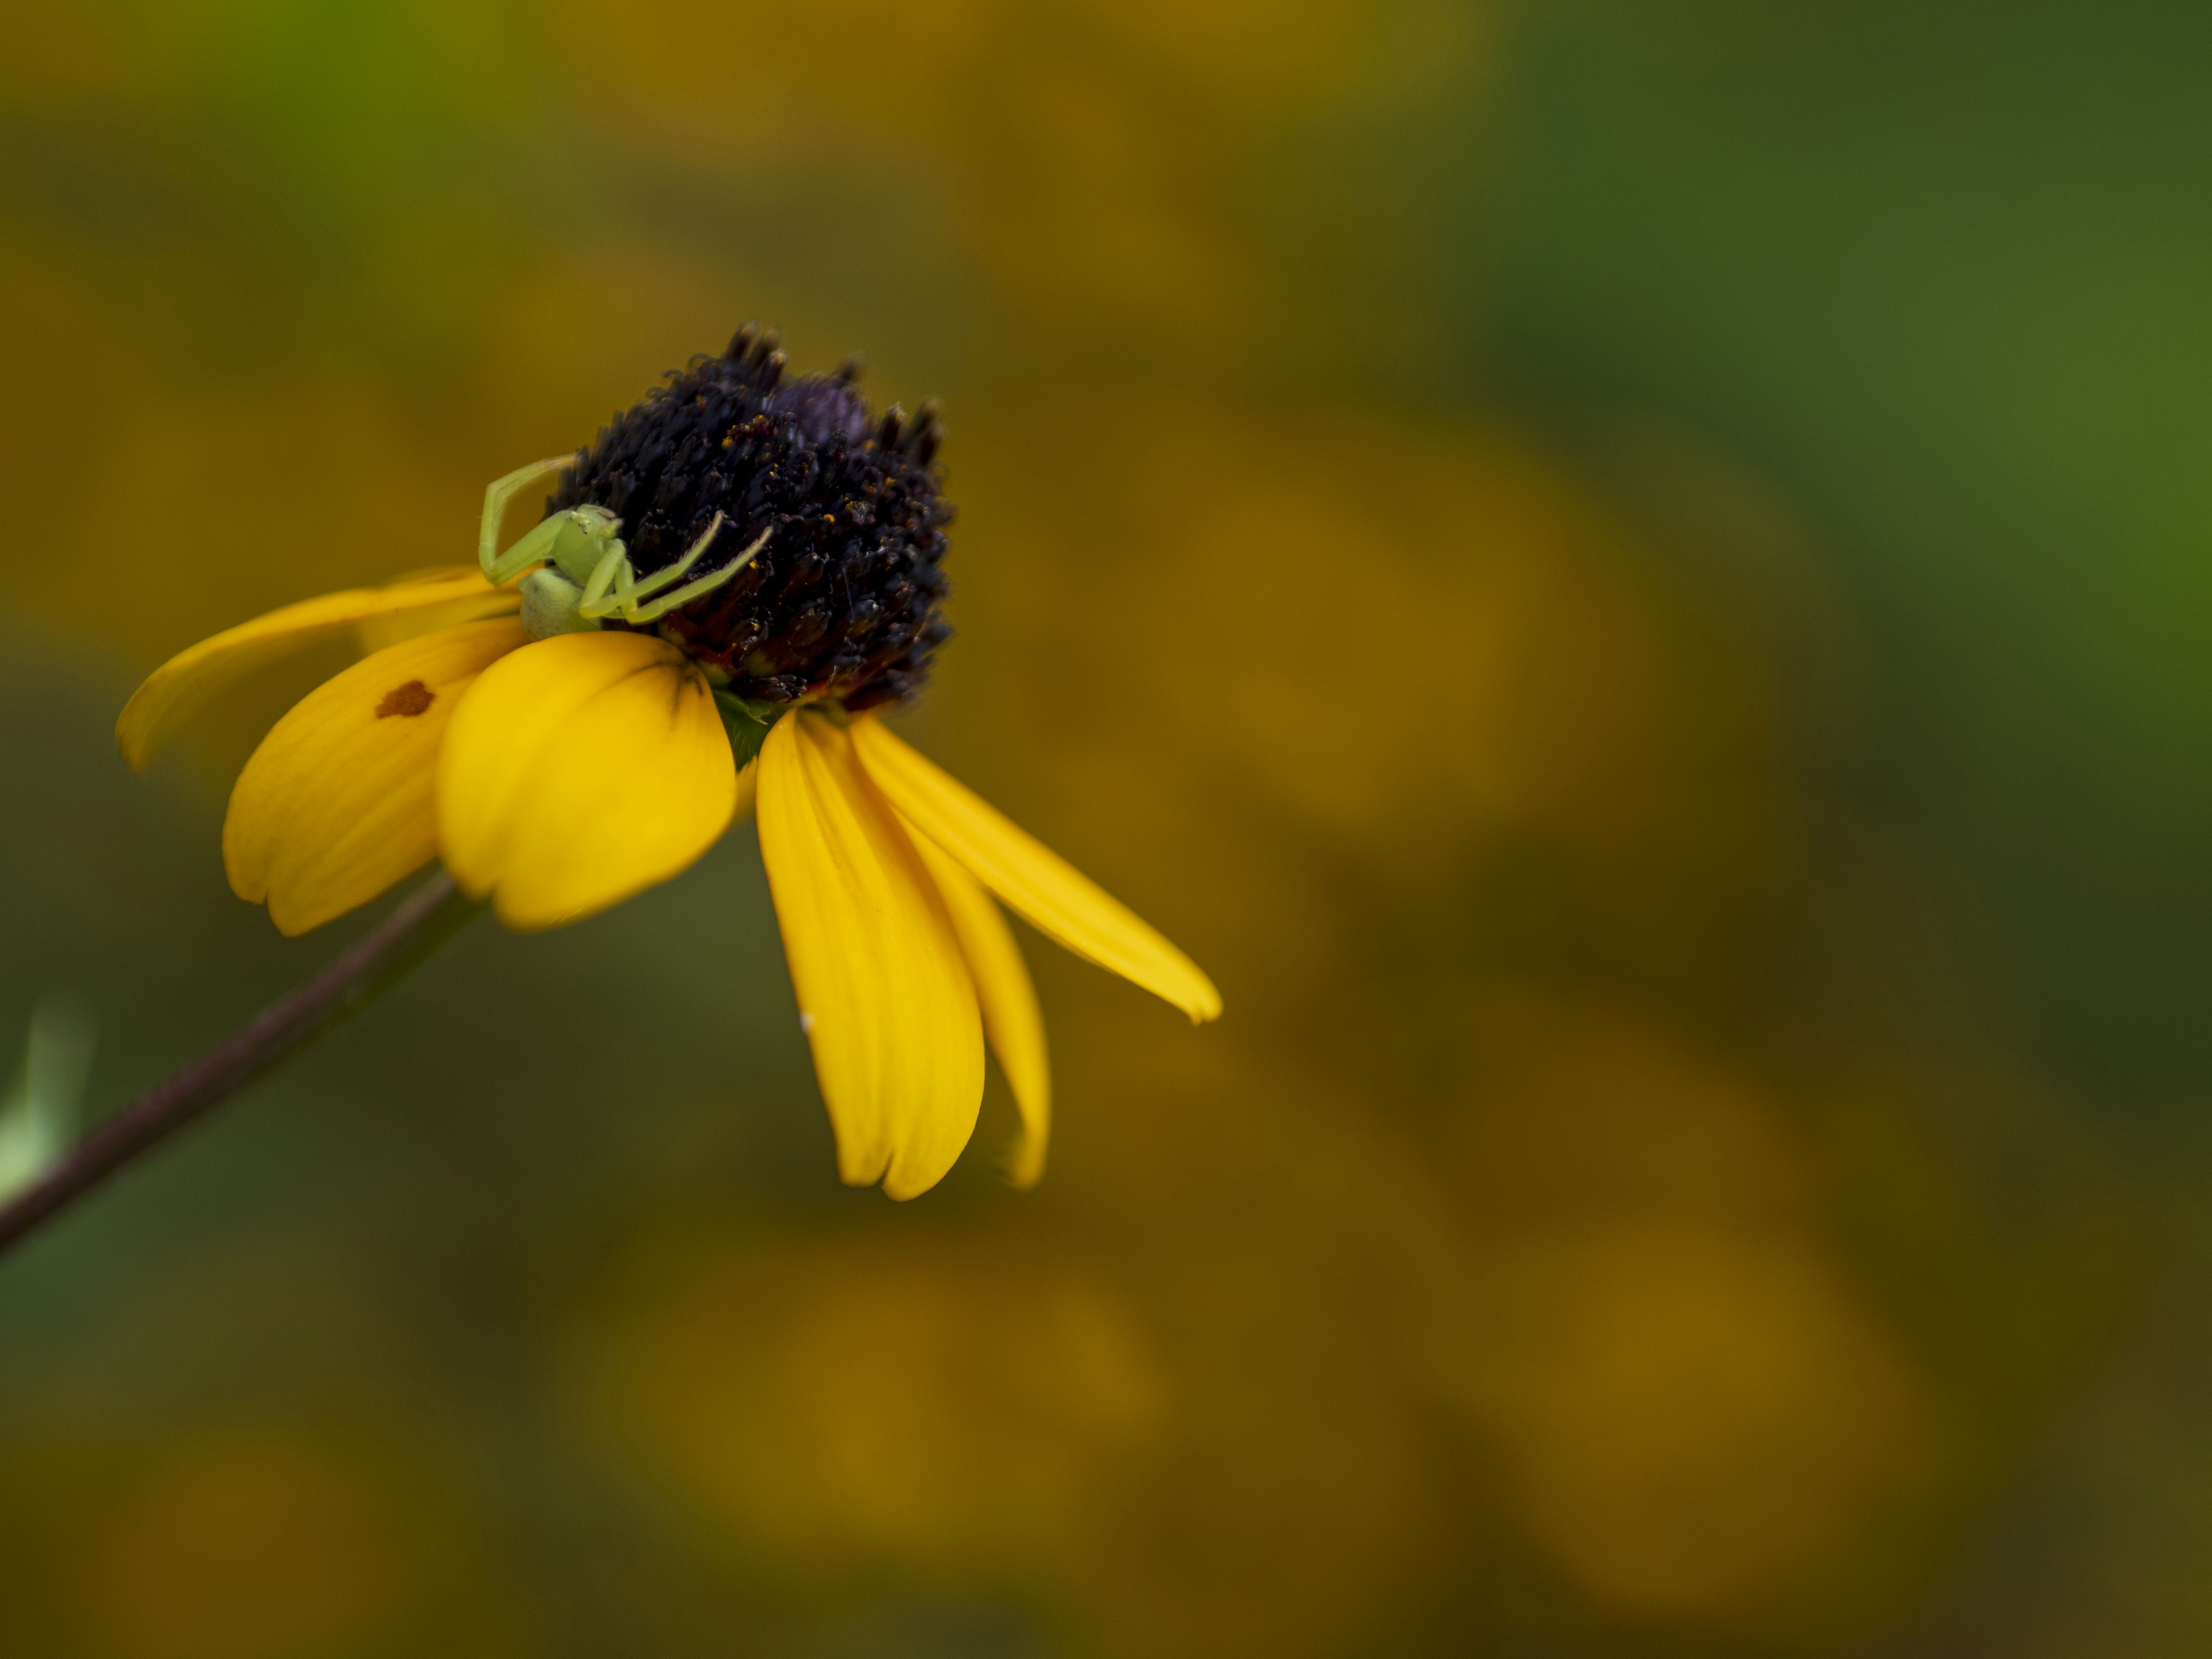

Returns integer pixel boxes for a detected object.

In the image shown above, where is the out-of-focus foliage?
[2,0,2208,1654]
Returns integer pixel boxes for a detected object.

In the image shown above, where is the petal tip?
[881,1169,948,1202]
[490,893,583,933]
[1169,971,1222,1025]
[115,707,156,772]
[444,869,493,905]
[838,1146,893,1192]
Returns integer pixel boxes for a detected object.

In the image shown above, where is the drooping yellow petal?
[850,718,1223,1024]
[913,832,1051,1188]
[756,710,984,1200]
[436,630,736,930]
[116,569,518,770]
[731,755,760,826]
[223,618,528,936]
[354,566,524,653]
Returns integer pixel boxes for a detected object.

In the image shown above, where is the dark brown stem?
[0,872,480,1256]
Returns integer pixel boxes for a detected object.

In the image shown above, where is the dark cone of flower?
[546,325,953,710]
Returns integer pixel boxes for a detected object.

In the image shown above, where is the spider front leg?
[619,525,771,623]
[576,540,638,616]
[579,517,775,625]
[479,456,577,581]
[577,513,725,622]
[488,509,624,594]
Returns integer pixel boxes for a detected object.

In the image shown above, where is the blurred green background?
[3,0,2210,1653]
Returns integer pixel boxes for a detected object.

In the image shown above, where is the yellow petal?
[355,565,523,653]
[756,710,984,1199]
[913,832,1051,1188]
[732,754,760,826]
[437,630,737,930]
[117,569,519,770]
[850,718,1223,1024]
[224,618,528,936]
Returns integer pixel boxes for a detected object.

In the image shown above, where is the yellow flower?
[115,333,1218,1198]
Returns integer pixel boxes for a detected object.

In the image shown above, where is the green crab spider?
[478,456,772,640]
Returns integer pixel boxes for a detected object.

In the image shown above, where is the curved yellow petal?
[117,569,518,770]
[850,718,1222,1024]
[732,755,759,826]
[437,630,736,930]
[355,566,524,653]
[757,711,984,1200]
[914,833,1051,1188]
[223,618,528,936]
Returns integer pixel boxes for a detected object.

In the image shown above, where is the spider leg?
[581,512,728,620]
[578,544,634,614]
[479,456,575,579]
[619,525,774,624]
[485,512,574,586]
[611,513,729,607]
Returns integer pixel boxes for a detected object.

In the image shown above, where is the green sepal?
[713,691,782,771]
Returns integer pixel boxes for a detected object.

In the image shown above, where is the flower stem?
[0,872,481,1258]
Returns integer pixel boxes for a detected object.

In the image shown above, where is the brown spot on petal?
[375,680,435,719]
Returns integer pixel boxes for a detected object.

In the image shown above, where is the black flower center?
[544,325,953,710]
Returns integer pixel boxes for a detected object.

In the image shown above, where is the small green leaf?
[714,691,780,771]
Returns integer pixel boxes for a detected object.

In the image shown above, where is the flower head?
[116,331,1218,1196]
[552,326,952,711]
